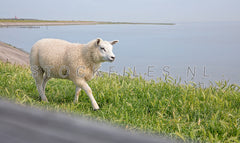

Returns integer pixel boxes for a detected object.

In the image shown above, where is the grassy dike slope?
[0,61,239,142]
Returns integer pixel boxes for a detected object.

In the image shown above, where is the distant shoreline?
[0,19,175,27]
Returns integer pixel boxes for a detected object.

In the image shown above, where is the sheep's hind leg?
[42,73,51,95]
[33,69,48,102]
[74,87,81,103]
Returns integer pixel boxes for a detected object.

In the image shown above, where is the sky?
[1,0,240,23]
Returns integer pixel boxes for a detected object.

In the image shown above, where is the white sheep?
[30,38,119,110]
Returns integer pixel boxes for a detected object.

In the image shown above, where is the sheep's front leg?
[76,81,99,110]
[74,87,81,103]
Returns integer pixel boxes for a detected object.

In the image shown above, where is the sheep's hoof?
[41,98,49,103]
[93,108,100,111]
[73,100,78,104]
[93,106,100,111]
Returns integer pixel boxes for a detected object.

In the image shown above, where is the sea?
[0,22,240,86]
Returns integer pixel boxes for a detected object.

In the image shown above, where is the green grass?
[0,62,239,142]
[0,19,93,23]
[0,19,175,25]
[0,19,58,23]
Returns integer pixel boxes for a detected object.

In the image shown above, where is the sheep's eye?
[100,47,106,52]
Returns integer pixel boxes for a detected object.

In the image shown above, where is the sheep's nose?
[110,56,115,61]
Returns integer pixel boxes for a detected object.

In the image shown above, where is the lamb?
[30,38,119,110]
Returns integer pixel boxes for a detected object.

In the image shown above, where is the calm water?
[0,22,240,86]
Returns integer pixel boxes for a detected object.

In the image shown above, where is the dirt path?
[0,41,29,65]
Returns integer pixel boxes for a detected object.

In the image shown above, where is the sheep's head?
[95,38,118,62]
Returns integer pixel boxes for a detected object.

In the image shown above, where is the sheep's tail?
[30,42,43,75]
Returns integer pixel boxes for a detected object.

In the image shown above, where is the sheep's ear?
[110,40,119,45]
[96,38,102,46]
